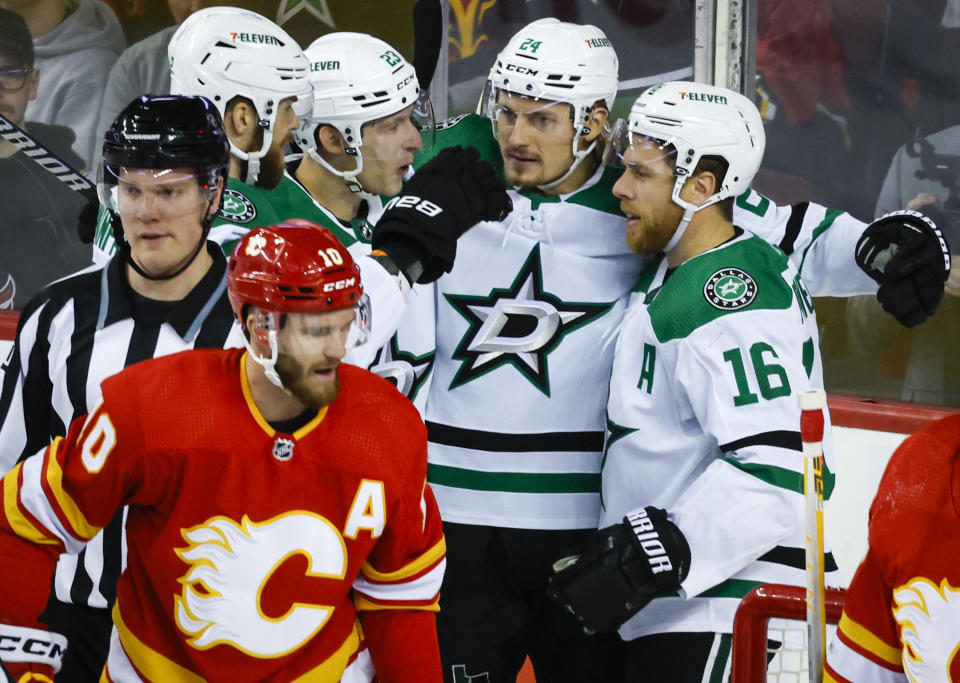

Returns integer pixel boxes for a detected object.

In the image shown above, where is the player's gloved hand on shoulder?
[371,145,512,284]
[75,190,101,244]
[0,623,67,682]
[855,210,950,327]
[546,506,690,634]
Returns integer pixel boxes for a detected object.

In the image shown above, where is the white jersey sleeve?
[733,190,877,297]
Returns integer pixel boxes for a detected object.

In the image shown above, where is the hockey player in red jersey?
[0,221,445,682]
[824,414,960,682]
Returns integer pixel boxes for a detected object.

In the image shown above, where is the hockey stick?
[798,389,827,683]
[0,112,100,243]
[413,0,443,92]
[0,112,96,199]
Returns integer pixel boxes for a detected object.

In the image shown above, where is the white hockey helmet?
[481,18,619,190]
[606,81,765,250]
[168,6,312,185]
[294,32,424,194]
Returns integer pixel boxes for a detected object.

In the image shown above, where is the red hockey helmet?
[227,219,364,323]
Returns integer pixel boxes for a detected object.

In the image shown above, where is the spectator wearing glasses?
[1,0,125,172]
[0,7,90,309]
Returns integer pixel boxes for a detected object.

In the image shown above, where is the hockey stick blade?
[0,112,97,202]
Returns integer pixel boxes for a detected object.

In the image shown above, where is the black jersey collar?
[97,242,229,341]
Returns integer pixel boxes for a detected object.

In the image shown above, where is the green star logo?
[444,245,614,396]
[276,0,334,28]
[369,336,435,402]
[703,267,757,310]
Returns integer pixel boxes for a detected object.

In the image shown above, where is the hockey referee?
[0,94,241,682]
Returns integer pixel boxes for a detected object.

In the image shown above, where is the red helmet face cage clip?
[228,219,366,328]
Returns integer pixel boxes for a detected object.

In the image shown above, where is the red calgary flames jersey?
[1,348,445,681]
[826,414,960,683]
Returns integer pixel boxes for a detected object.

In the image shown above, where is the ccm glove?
[372,145,512,284]
[0,623,67,682]
[855,210,950,327]
[546,507,690,634]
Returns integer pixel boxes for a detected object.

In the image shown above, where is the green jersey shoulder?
[647,233,801,343]
[416,113,504,178]
[268,171,366,248]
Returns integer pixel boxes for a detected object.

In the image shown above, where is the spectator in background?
[0,8,91,308]
[0,0,125,173]
[93,0,228,172]
[843,126,960,406]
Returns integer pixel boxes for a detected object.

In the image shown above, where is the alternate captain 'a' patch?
[218,189,257,224]
[703,267,758,310]
[444,244,614,396]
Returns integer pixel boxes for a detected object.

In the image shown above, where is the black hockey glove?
[855,210,950,327]
[546,507,690,634]
[75,191,100,244]
[371,145,512,284]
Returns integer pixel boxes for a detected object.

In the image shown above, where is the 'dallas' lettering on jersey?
[444,244,614,396]
[703,268,757,310]
[174,512,347,658]
[310,60,340,71]
[218,189,257,224]
[892,577,960,681]
[230,32,283,46]
[679,91,728,105]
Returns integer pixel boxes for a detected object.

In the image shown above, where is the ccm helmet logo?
[396,73,416,90]
[323,277,357,293]
[505,64,539,76]
[384,194,443,217]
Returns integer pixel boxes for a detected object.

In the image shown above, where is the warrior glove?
[547,506,690,634]
[855,210,950,327]
[372,145,512,284]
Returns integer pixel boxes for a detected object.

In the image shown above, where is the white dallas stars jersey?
[379,113,875,532]
[600,230,841,640]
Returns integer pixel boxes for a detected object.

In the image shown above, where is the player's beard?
[275,353,341,409]
[253,142,287,190]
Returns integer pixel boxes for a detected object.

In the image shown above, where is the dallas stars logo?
[277,0,335,28]
[369,336,434,402]
[444,245,613,396]
[218,189,257,224]
[703,267,757,310]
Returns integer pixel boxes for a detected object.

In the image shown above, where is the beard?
[275,353,341,409]
[252,141,287,190]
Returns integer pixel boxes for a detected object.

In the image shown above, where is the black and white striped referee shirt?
[0,243,242,610]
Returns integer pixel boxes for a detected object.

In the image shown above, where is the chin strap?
[231,124,274,185]
[662,175,727,254]
[241,327,295,395]
[110,197,215,282]
[307,148,377,199]
[537,135,597,192]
